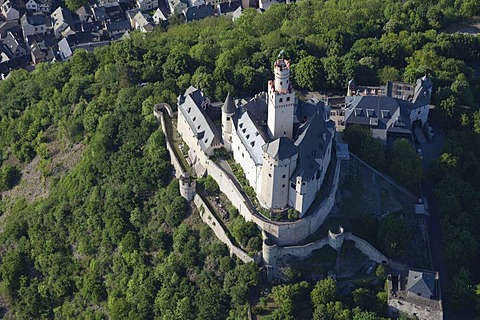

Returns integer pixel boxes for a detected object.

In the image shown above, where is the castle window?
[246,134,250,139]
[282,184,285,188]
[279,98,283,102]
[250,141,255,147]
[197,125,201,129]
[287,97,290,101]
[282,174,286,178]
[269,174,272,177]
[242,128,246,133]
[187,108,191,113]
[239,123,243,128]
[227,117,230,120]
[193,117,196,121]
[280,81,283,85]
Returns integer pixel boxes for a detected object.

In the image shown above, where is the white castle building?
[177,57,335,217]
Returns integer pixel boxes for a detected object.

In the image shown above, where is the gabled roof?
[345,95,406,130]
[218,0,241,13]
[406,270,436,298]
[21,13,46,26]
[262,137,296,161]
[183,4,214,21]
[234,108,267,165]
[411,76,432,109]
[291,110,333,181]
[178,86,223,153]
[153,7,167,21]
[106,19,130,32]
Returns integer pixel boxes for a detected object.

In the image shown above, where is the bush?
[0,164,20,191]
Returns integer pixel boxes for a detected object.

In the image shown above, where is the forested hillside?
[1,0,480,318]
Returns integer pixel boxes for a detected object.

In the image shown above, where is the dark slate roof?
[219,0,241,13]
[93,6,108,21]
[296,98,323,123]
[222,92,236,114]
[291,110,333,181]
[262,137,297,161]
[106,19,130,32]
[234,107,267,164]
[412,76,432,109]
[241,94,268,123]
[0,21,19,38]
[3,31,25,55]
[406,270,436,298]
[345,95,407,130]
[22,13,46,25]
[178,86,223,152]
[26,33,56,46]
[183,4,214,21]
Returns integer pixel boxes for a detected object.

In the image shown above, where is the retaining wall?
[158,111,185,179]
[345,233,389,263]
[263,231,388,263]
[201,154,341,246]
[194,194,254,264]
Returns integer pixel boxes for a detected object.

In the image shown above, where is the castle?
[177,56,335,217]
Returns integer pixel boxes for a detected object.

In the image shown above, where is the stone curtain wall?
[344,233,389,263]
[194,194,254,264]
[200,154,342,246]
[156,109,186,179]
[263,232,388,263]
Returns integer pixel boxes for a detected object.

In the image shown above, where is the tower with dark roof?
[221,92,236,152]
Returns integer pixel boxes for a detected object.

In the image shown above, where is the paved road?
[419,130,472,319]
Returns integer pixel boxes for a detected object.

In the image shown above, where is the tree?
[352,287,376,311]
[294,56,324,91]
[448,268,474,310]
[0,164,19,191]
[378,214,410,257]
[311,277,336,307]
[389,139,422,189]
[65,0,88,11]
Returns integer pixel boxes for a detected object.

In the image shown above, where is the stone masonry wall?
[200,153,341,246]
[194,194,254,264]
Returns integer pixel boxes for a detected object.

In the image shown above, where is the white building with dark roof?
[387,269,443,320]
[344,76,433,143]
[178,55,335,216]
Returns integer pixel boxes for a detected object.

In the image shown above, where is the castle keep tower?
[267,58,295,140]
[221,92,236,152]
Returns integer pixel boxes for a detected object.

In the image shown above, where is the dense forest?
[1,0,480,318]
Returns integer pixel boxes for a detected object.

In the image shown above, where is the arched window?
[279,98,283,102]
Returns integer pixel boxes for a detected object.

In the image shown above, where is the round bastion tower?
[221,92,236,152]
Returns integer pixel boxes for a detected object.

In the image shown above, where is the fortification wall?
[262,231,388,263]
[345,233,389,263]
[194,194,254,264]
[198,153,341,246]
[276,237,329,258]
[158,112,185,179]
